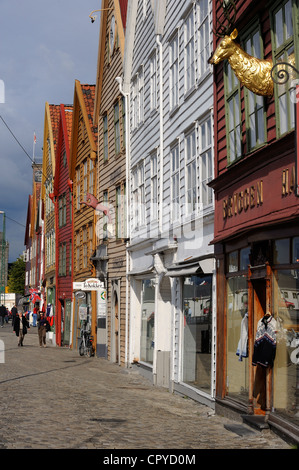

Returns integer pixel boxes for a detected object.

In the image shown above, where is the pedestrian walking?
[32,304,39,327]
[37,312,48,347]
[0,304,6,327]
[13,311,30,347]
[11,304,18,329]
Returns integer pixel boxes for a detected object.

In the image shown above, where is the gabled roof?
[70,80,97,181]
[93,0,128,124]
[54,104,73,197]
[41,102,60,199]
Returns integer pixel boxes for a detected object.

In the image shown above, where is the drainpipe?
[116,76,130,368]
[156,34,163,234]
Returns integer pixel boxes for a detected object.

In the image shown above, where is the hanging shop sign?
[73,278,105,291]
[97,289,107,318]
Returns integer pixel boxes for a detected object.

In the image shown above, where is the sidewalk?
[0,324,293,450]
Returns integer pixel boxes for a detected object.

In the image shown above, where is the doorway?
[251,278,268,415]
[114,292,119,363]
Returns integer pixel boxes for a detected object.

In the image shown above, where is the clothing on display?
[252,314,277,368]
[236,312,248,361]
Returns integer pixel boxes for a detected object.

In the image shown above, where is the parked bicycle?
[78,329,94,357]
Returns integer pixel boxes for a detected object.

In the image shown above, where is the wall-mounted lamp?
[89,8,113,23]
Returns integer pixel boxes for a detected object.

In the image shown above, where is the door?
[114,293,119,363]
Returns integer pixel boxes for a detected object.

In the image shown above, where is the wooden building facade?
[210,0,299,443]
[54,104,73,346]
[93,0,128,365]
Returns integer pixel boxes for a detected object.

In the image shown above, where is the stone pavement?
[0,324,293,452]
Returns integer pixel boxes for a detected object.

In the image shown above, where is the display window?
[182,275,212,393]
[140,279,155,364]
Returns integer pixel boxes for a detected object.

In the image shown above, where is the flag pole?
[33,132,36,163]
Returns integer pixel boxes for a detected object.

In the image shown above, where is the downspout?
[116,76,130,368]
[156,34,163,234]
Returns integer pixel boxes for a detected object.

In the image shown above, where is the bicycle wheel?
[79,340,85,356]
[86,345,93,357]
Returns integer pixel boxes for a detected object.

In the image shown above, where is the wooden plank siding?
[95,0,128,366]
[70,81,97,349]
[54,104,73,345]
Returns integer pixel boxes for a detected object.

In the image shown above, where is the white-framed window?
[199,116,213,208]
[150,50,157,111]
[171,143,180,221]
[197,0,210,78]
[132,162,145,229]
[185,127,197,214]
[76,167,81,210]
[184,8,195,92]
[132,68,144,128]
[169,33,179,110]
[150,152,158,220]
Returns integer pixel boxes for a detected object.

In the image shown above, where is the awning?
[128,264,155,277]
[166,257,214,277]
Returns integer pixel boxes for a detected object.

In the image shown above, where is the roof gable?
[41,102,60,199]
[54,104,73,196]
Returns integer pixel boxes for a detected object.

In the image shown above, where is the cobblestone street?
[0,324,293,455]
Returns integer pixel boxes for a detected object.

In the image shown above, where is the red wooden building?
[54,104,73,346]
[210,0,299,444]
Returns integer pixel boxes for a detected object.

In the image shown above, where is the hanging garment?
[236,313,248,361]
[252,315,277,368]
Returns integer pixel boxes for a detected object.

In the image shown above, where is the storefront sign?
[223,181,263,219]
[97,289,107,318]
[73,278,105,291]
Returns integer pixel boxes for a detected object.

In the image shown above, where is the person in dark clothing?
[0,304,6,327]
[14,311,30,347]
[11,305,18,329]
[37,312,48,347]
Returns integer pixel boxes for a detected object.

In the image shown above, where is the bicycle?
[78,329,94,357]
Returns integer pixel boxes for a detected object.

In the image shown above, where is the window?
[199,116,213,207]
[151,153,158,220]
[182,275,212,392]
[171,143,180,221]
[83,160,88,195]
[58,194,66,227]
[114,101,120,155]
[58,243,67,276]
[103,113,108,161]
[225,63,241,163]
[116,186,122,239]
[185,128,197,214]
[76,167,81,210]
[198,0,210,78]
[103,191,108,240]
[185,9,195,92]
[150,51,157,110]
[244,27,266,150]
[271,0,296,136]
[115,185,127,239]
[169,34,179,110]
[132,163,145,229]
[140,279,155,364]
[83,226,88,269]
[132,68,144,128]
[76,231,80,271]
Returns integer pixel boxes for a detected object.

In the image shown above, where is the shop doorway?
[114,293,119,363]
[251,277,269,415]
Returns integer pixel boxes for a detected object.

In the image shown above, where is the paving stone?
[0,325,293,450]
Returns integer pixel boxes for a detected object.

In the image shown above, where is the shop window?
[240,247,251,271]
[228,250,238,272]
[226,275,249,403]
[273,238,290,264]
[140,279,155,364]
[292,237,299,263]
[182,275,212,393]
[273,269,299,425]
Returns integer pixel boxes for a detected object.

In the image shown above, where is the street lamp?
[89,8,113,23]
[0,211,6,305]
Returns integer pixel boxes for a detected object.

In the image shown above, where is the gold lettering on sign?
[223,181,263,219]
[282,167,296,196]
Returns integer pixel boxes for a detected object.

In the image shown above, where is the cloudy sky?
[0,0,100,262]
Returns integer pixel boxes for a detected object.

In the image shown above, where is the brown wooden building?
[93,0,128,365]
[70,80,97,350]
[210,0,299,444]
